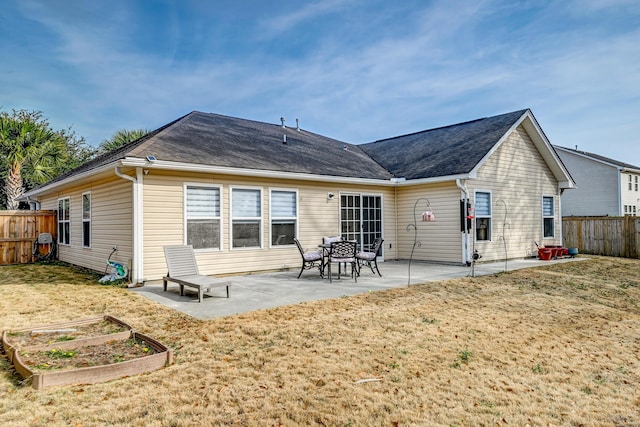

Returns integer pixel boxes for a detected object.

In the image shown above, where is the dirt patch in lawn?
[0,256,639,426]
[18,338,157,371]
[4,319,128,348]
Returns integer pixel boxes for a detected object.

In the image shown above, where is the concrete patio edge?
[130,257,585,320]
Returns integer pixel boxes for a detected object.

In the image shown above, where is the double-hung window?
[82,192,91,248]
[629,175,633,191]
[231,188,262,249]
[58,197,70,245]
[474,191,491,241]
[185,185,221,250]
[270,189,297,246]
[543,196,555,238]
[635,176,638,191]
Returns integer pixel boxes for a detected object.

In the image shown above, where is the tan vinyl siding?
[396,182,462,263]
[142,171,396,280]
[469,125,561,261]
[38,177,133,273]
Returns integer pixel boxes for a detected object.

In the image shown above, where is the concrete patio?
[130,257,583,320]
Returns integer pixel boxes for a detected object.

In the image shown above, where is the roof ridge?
[369,109,528,144]
[191,110,356,146]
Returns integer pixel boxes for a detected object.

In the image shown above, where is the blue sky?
[2,0,639,166]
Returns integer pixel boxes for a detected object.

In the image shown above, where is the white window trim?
[269,188,298,248]
[230,186,263,250]
[183,183,223,252]
[474,190,492,242]
[82,191,91,248]
[542,195,555,239]
[58,197,70,246]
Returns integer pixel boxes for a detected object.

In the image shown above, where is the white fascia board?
[121,157,398,186]
[22,161,121,198]
[468,122,515,179]
[467,110,540,179]
[468,111,575,189]
[521,113,575,189]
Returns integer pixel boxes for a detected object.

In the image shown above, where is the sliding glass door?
[340,194,383,253]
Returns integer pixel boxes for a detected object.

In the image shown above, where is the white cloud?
[259,0,355,36]
[3,0,639,165]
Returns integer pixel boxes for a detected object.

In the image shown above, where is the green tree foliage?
[0,109,95,209]
[98,129,148,155]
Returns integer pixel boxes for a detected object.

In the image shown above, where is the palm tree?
[98,129,149,154]
[0,110,67,209]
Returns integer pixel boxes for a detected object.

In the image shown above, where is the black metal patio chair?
[356,237,384,277]
[327,240,358,283]
[293,238,323,278]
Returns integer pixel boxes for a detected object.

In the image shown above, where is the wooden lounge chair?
[162,245,230,302]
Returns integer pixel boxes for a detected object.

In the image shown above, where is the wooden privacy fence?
[563,216,640,259]
[0,210,57,265]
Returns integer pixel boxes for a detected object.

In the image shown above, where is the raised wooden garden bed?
[2,315,173,390]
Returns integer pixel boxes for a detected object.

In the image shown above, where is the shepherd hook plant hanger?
[496,199,510,272]
[406,197,433,286]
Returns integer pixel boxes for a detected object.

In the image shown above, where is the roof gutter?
[120,157,399,187]
[23,161,121,199]
[121,157,476,188]
[115,165,144,284]
[398,173,474,186]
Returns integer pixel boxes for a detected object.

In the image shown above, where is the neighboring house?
[554,146,640,217]
[23,109,574,284]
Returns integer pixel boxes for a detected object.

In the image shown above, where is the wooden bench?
[162,245,231,303]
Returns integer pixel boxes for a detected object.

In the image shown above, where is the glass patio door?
[340,194,383,255]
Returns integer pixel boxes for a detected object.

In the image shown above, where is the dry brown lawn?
[1,256,639,426]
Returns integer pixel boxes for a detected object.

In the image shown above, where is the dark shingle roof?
[40,114,186,187]
[38,109,535,192]
[360,109,528,180]
[42,112,394,188]
[554,145,640,170]
[125,111,393,179]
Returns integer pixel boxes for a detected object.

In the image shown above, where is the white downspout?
[617,168,623,216]
[115,165,143,284]
[26,196,40,210]
[394,184,399,260]
[456,179,470,265]
[557,186,563,246]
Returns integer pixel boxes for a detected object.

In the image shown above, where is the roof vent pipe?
[296,118,300,131]
[283,134,287,144]
[280,117,286,127]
